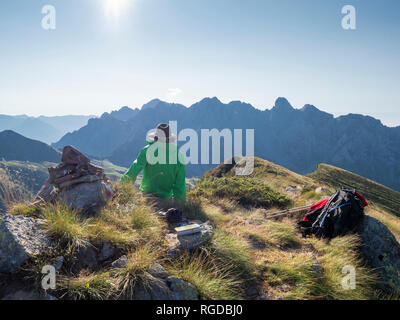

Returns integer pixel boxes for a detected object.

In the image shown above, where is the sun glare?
[104,0,131,20]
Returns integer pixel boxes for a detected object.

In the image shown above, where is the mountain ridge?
[0,130,61,163]
[52,97,400,191]
[0,114,94,144]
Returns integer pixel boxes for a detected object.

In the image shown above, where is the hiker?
[120,123,187,203]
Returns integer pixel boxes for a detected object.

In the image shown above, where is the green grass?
[3,156,400,301]
[262,235,379,300]
[167,252,244,300]
[112,245,162,300]
[8,203,41,217]
[210,229,255,278]
[42,204,89,249]
[191,176,291,209]
[59,273,112,300]
[309,163,400,217]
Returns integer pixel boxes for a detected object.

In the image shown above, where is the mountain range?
[52,97,400,192]
[0,130,61,163]
[0,114,94,144]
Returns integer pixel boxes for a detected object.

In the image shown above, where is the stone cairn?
[33,145,112,210]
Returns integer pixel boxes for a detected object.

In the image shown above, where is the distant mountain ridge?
[0,114,94,144]
[0,130,61,163]
[53,97,400,191]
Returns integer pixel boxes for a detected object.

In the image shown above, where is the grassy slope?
[3,157,400,300]
[309,163,400,217]
[308,163,400,241]
[187,157,400,299]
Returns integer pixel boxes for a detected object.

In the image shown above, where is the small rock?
[111,255,128,269]
[167,276,199,300]
[149,263,168,279]
[256,294,268,300]
[311,256,323,274]
[76,245,98,269]
[281,284,290,291]
[0,214,52,273]
[133,279,175,300]
[315,187,330,194]
[285,186,300,194]
[245,286,259,297]
[166,221,213,257]
[53,256,64,271]
[177,221,213,250]
[304,243,316,252]
[99,242,115,262]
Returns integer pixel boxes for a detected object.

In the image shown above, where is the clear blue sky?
[0,0,399,126]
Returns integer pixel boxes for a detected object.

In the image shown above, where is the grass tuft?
[167,252,243,300]
[42,203,89,250]
[113,245,162,299]
[8,203,41,217]
[59,273,112,300]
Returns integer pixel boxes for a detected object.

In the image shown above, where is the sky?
[0,0,399,126]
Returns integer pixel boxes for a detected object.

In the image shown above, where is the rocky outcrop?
[0,214,51,273]
[358,215,400,294]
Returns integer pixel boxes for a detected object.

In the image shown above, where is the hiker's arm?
[120,148,147,184]
[173,162,187,203]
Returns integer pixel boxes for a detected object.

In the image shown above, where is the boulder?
[56,181,112,211]
[0,214,51,273]
[167,276,199,300]
[358,215,400,294]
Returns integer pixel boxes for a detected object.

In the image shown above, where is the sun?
[104,0,131,20]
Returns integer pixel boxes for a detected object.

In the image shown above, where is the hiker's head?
[147,123,177,143]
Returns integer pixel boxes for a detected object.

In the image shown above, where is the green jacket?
[120,141,186,203]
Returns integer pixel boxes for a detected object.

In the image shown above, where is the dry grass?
[112,245,163,299]
[167,251,244,300]
[58,272,112,300]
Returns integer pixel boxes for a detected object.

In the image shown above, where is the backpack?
[297,188,367,239]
